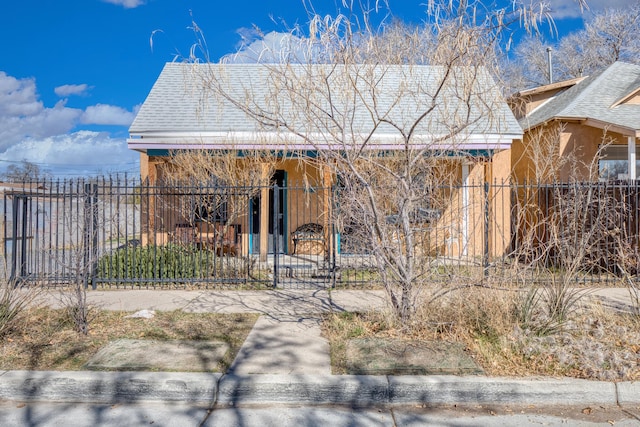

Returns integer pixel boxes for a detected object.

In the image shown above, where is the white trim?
[127,132,521,152]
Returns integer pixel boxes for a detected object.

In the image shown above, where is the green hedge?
[97,244,245,280]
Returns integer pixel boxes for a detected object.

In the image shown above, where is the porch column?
[142,156,158,246]
[628,136,636,180]
[322,165,332,255]
[259,164,270,262]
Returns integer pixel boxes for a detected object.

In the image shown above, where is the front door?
[250,170,287,254]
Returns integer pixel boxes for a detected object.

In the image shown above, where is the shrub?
[0,279,39,337]
[97,244,247,281]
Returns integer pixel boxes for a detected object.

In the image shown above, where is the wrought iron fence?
[2,177,639,289]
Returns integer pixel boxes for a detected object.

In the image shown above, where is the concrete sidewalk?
[38,289,388,315]
[36,287,634,315]
[1,287,638,411]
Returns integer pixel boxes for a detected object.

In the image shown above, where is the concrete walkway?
[1,287,638,412]
[228,315,331,375]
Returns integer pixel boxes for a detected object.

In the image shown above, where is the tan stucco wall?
[424,149,512,260]
[510,89,565,120]
[558,123,606,181]
[487,149,512,257]
[511,122,626,184]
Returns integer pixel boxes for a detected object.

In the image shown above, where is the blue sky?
[0,0,625,177]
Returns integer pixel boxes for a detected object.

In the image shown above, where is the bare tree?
[59,184,99,335]
[508,36,551,89]
[185,0,564,323]
[2,161,50,182]
[556,4,640,79]
[581,3,640,63]
[509,1,640,90]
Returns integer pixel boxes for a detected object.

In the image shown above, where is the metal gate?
[269,184,338,289]
[3,183,99,286]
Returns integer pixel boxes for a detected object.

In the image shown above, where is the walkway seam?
[198,373,225,427]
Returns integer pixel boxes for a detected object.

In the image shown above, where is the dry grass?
[0,307,258,372]
[322,286,640,380]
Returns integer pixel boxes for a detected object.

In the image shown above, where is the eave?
[515,77,586,98]
[127,131,521,153]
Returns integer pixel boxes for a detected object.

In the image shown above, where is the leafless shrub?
[512,138,627,334]
[0,252,42,337]
[159,149,280,238]
[614,233,640,317]
[50,183,102,335]
[0,278,38,338]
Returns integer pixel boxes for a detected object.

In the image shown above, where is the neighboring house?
[508,61,640,262]
[510,61,640,183]
[128,62,522,259]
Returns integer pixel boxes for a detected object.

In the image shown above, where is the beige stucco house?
[128,62,522,260]
[508,61,640,260]
[510,61,640,183]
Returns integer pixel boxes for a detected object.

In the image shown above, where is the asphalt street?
[0,401,638,427]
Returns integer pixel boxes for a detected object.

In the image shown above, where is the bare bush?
[0,278,38,338]
[512,142,626,334]
[52,183,102,335]
[158,149,280,238]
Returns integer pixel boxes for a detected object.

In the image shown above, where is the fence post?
[272,183,279,289]
[330,186,337,289]
[483,181,490,280]
[84,183,99,289]
[8,196,26,283]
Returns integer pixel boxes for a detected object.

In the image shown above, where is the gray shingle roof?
[129,62,521,148]
[521,61,640,132]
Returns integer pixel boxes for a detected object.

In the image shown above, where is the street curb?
[0,371,219,404]
[617,381,640,406]
[217,374,389,406]
[388,376,618,405]
[0,371,636,406]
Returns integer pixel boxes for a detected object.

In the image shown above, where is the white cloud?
[548,0,632,19]
[222,31,311,63]
[0,72,43,116]
[0,71,139,176]
[0,131,139,176]
[81,104,136,126]
[0,72,82,150]
[101,0,146,9]
[0,71,137,147]
[54,84,91,97]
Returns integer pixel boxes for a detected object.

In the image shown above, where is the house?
[508,61,640,264]
[128,62,522,260]
[510,61,640,183]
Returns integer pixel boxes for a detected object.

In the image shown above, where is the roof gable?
[519,61,640,134]
[612,86,640,107]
